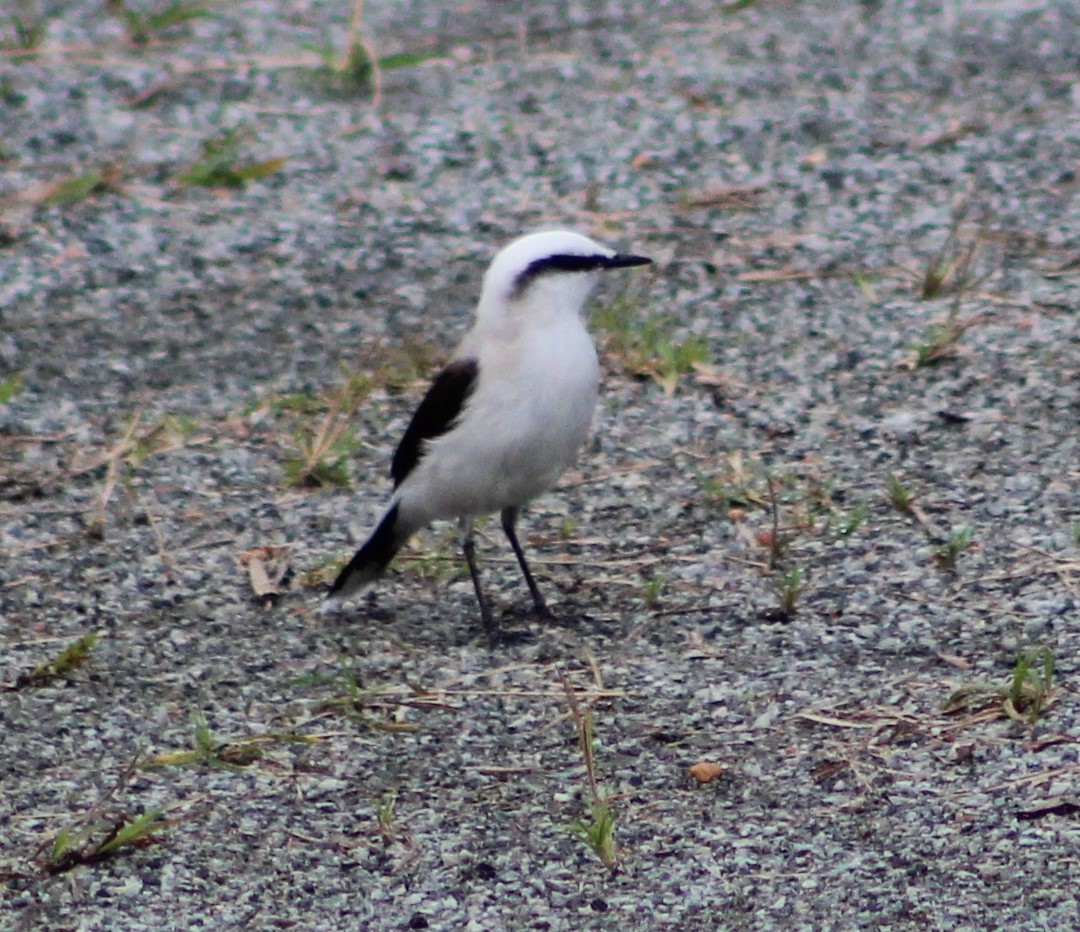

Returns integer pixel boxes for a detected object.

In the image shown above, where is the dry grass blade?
[796,710,878,730]
[764,472,786,570]
[677,183,766,211]
[279,368,373,488]
[913,120,987,150]
[559,667,619,870]
[941,648,1056,729]
[146,710,325,771]
[559,667,600,800]
[917,191,999,303]
[87,414,141,539]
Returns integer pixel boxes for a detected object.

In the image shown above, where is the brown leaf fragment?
[238,545,291,598]
[246,554,276,597]
[689,761,724,784]
[947,743,976,764]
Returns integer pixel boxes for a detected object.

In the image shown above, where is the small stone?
[689,761,725,784]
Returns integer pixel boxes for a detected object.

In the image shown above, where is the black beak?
[604,254,652,269]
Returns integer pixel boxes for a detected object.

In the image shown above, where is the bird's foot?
[534,605,555,622]
[483,626,534,649]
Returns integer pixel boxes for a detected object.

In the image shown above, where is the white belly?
[402,318,599,523]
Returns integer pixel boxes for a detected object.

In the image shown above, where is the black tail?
[328,503,403,599]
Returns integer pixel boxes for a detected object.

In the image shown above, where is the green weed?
[283,430,359,488]
[1,5,46,51]
[43,808,167,874]
[773,565,803,619]
[593,294,705,393]
[106,0,211,45]
[147,709,254,771]
[885,473,915,512]
[396,533,463,586]
[302,0,429,104]
[830,502,869,537]
[1006,646,1055,725]
[697,450,767,510]
[290,664,421,734]
[642,572,666,608]
[263,351,431,489]
[935,526,974,571]
[15,633,98,689]
[148,709,320,770]
[126,414,199,469]
[378,50,436,70]
[43,166,121,207]
[376,790,397,836]
[296,553,349,589]
[81,412,201,540]
[852,270,878,301]
[943,646,1055,728]
[907,195,997,366]
[177,125,287,188]
[910,308,967,368]
[375,339,436,395]
[570,797,618,871]
[307,38,373,94]
[0,372,22,406]
[561,671,618,870]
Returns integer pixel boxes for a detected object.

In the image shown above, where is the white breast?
[403,315,599,522]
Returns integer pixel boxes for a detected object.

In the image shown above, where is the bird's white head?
[475,229,651,331]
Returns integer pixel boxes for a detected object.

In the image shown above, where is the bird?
[326,229,652,641]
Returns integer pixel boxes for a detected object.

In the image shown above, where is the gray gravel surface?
[2,1,1079,929]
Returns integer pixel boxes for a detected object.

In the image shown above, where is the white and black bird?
[327,229,652,640]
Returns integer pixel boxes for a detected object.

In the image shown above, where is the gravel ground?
[2,1,1079,929]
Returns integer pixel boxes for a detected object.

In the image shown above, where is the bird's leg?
[500,507,552,618]
[461,518,497,644]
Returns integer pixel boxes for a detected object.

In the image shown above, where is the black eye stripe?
[524,254,610,277]
[511,252,652,296]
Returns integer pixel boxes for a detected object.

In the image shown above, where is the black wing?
[390,358,479,488]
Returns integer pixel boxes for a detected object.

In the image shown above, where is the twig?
[89,414,142,538]
[766,473,782,570]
